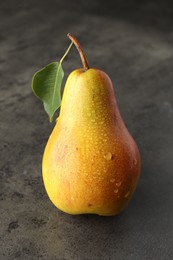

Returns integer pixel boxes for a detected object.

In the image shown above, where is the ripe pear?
[42,35,140,216]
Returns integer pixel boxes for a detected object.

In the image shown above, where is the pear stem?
[67,33,89,71]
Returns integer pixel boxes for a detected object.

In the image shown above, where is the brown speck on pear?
[124,191,130,198]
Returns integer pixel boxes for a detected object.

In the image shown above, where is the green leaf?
[32,62,64,122]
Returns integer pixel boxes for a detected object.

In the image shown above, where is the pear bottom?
[42,147,140,216]
[42,170,138,216]
[42,127,140,216]
[44,186,136,216]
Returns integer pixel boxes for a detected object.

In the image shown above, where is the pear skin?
[42,68,140,216]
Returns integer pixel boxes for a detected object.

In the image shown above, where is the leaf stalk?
[60,42,73,64]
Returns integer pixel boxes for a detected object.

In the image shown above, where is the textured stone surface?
[0,0,173,259]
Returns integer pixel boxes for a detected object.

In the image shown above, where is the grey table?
[1,0,173,259]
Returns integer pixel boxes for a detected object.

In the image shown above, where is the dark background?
[0,0,173,259]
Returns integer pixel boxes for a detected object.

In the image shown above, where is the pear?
[42,34,140,216]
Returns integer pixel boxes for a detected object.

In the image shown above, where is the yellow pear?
[42,34,140,216]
